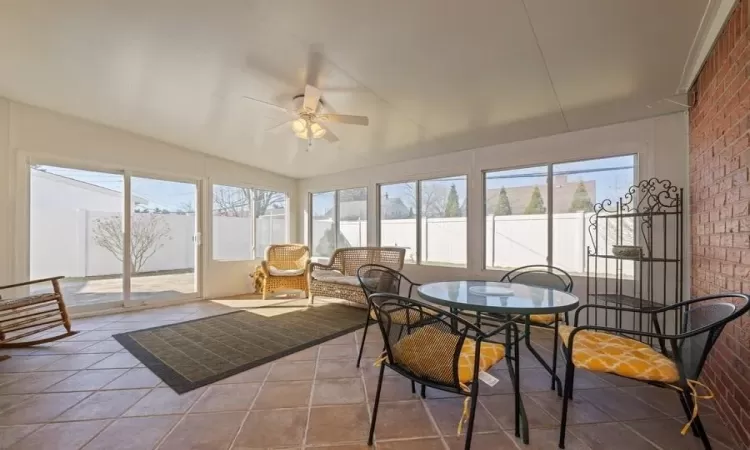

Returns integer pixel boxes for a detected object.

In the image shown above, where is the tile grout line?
[475,373,524,450]
[419,391,450,449]
[225,358,276,450]
[357,327,380,448]
[300,344,321,448]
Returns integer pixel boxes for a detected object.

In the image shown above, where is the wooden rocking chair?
[0,276,77,347]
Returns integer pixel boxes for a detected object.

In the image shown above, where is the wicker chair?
[308,247,405,306]
[558,293,750,449]
[0,276,77,347]
[257,244,311,300]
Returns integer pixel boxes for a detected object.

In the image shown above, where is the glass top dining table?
[416,280,579,315]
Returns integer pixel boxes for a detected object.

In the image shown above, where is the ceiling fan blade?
[306,45,323,87]
[266,119,292,133]
[242,96,294,115]
[322,126,339,143]
[303,85,321,113]
[318,114,369,126]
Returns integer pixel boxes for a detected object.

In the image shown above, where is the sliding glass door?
[29,164,201,311]
[30,166,125,308]
[127,176,199,305]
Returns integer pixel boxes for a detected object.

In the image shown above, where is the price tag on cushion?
[478,371,499,387]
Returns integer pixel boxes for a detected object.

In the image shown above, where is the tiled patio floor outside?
[30,272,197,307]
[0,296,738,449]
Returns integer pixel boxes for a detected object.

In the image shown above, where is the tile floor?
[0,297,738,449]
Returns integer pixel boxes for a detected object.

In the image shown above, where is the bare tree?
[212,186,285,218]
[93,214,172,273]
[403,183,449,218]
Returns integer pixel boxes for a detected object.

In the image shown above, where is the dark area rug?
[113,303,366,393]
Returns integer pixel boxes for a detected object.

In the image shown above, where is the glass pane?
[380,182,417,264]
[30,165,124,307]
[311,191,336,259]
[130,177,197,302]
[485,166,548,269]
[552,155,636,276]
[254,189,288,258]
[420,176,467,267]
[337,187,367,248]
[212,185,253,261]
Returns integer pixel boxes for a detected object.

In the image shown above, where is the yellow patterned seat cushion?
[558,325,679,383]
[390,325,505,386]
[528,314,563,325]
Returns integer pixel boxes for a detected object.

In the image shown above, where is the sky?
[39,153,635,215]
[35,165,197,211]
[313,154,636,217]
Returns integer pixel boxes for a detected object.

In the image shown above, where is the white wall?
[0,98,298,300]
[298,113,690,301]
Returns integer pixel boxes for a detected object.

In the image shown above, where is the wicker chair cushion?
[320,276,361,287]
[0,293,59,311]
[269,267,306,276]
[311,269,344,280]
[558,325,679,383]
[391,325,505,386]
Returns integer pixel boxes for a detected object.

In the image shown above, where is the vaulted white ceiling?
[0,0,716,178]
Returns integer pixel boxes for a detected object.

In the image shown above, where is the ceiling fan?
[243,84,369,149]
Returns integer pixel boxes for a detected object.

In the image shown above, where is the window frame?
[308,187,368,258]
[376,174,468,268]
[211,182,289,261]
[481,153,637,272]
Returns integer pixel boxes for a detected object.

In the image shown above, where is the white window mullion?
[547,164,554,266]
[123,172,132,304]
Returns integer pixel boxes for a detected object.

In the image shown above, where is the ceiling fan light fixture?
[310,122,326,139]
[291,118,308,134]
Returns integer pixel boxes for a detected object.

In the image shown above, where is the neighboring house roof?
[325,200,367,220]
[33,169,149,204]
[486,176,596,214]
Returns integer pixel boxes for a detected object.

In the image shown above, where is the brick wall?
[690,0,750,446]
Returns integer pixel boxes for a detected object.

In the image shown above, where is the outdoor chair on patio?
[494,265,573,394]
[0,276,77,347]
[355,264,422,368]
[257,244,310,300]
[557,293,750,449]
[368,293,524,449]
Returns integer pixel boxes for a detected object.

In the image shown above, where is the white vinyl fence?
[31,208,286,278]
[313,213,633,276]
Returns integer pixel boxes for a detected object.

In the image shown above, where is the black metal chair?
[367,293,525,449]
[498,265,574,394]
[558,293,750,449]
[355,264,421,368]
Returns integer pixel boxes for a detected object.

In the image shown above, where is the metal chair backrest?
[357,264,404,301]
[676,294,750,380]
[369,293,478,390]
[501,264,573,293]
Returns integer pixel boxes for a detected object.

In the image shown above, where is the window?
[380,182,417,263]
[310,188,368,259]
[337,187,368,248]
[420,176,467,266]
[552,155,635,276]
[485,165,549,269]
[378,176,467,267]
[212,184,288,260]
[484,155,636,274]
[254,188,288,258]
[311,191,336,258]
